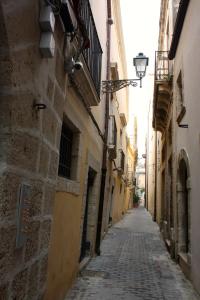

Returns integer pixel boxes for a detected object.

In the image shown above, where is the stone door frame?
[176,149,191,265]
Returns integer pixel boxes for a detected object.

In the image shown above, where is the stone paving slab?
[65,207,200,300]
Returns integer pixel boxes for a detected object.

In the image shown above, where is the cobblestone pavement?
[65,207,200,300]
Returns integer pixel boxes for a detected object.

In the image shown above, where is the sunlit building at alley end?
[0,0,200,299]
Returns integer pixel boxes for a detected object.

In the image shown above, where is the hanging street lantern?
[133,52,149,87]
[102,52,149,93]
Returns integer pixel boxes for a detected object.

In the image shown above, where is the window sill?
[56,176,80,196]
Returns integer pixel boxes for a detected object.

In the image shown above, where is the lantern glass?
[133,53,149,79]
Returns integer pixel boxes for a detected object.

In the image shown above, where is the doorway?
[178,159,190,254]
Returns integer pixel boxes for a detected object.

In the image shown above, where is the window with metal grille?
[120,150,125,172]
[109,115,117,146]
[58,123,73,179]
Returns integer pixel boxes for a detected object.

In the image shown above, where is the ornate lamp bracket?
[102,78,141,93]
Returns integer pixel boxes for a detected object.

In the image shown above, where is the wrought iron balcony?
[80,0,102,96]
[153,51,172,133]
[62,0,103,104]
[155,51,170,81]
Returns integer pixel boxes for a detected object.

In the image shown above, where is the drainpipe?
[146,100,151,210]
[153,127,157,222]
[95,0,112,255]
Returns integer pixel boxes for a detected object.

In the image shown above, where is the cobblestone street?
[65,207,199,300]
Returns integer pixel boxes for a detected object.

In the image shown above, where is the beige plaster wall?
[111,175,125,224]
[172,0,200,293]
[147,100,156,218]
[101,0,131,235]
[45,192,82,300]
[111,0,128,123]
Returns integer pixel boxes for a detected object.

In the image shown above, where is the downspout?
[153,127,157,222]
[153,52,157,221]
[95,0,112,255]
[146,100,151,210]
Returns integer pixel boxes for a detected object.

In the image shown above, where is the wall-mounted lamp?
[102,52,149,93]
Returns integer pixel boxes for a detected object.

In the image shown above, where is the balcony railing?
[155,51,170,81]
[80,0,103,95]
[153,51,172,132]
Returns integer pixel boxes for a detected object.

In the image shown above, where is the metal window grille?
[120,150,125,172]
[58,123,73,179]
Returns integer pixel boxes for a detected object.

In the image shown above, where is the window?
[120,150,125,172]
[108,116,117,160]
[109,115,117,146]
[58,122,73,179]
[57,116,81,195]
[118,149,125,172]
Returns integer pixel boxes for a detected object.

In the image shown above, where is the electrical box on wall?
[39,5,55,32]
[40,32,55,58]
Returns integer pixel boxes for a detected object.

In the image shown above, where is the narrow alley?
[65,207,199,300]
[2,1,200,299]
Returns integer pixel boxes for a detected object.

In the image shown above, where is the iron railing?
[155,51,170,81]
[80,0,103,95]
[58,123,73,179]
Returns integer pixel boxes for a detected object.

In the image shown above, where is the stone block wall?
[0,0,139,294]
[0,1,68,299]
